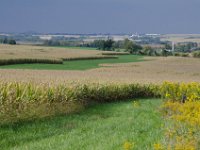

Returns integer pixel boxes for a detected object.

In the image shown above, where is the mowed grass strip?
[0,55,144,70]
[0,99,163,150]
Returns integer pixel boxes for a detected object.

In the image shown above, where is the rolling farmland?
[1,0,200,148]
[1,44,200,149]
[0,53,200,84]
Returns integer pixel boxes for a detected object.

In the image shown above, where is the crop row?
[0,58,63,66]
[1,81,200,125]
[0,82,159,124]
[0,56,119,66]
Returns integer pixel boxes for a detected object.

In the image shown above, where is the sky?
[0,0,200,34]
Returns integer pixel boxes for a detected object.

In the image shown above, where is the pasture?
[0,44,200,149]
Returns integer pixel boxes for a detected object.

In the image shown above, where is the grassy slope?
[0,55,144,70]
[0,99,163,150]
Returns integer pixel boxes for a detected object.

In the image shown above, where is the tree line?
[0,38,16,45]
[43,38,144,54]
[43,38,167,55]
[43,38,200,56]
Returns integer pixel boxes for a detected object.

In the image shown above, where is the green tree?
[143,46,154,56]
[0,38,3,44]
[103,39,114,51]
[124,39,133,51]
[3,38,8,44]
[113,40,124,49]
[165,43,172,50]
[162,49,169,57]
[8,39,16,45]
[92,39,114,51]
[124,39,142,54]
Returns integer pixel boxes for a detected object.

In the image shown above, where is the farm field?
[54,46,98,50]
[0,55,143,70]
[160,34,200,44]
[0,44,120,61]
[0,55,200,84]
[1,45,200,84]
[2,0,200,149]
[0,99,163,150]
[1,45,200,149]
[0,45,103,60]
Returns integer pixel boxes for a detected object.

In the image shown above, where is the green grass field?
[0,55,144,70]
[0,99,163,150]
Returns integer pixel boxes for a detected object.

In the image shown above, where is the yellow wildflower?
[153,143,163,150]
[123,141,134,150]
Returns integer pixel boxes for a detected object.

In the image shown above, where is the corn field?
[0,82,159,124]
[0,58,63,66]
[1,78,199,126]
[0,44,123,66]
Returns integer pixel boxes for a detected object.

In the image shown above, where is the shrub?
[192,51,200,58]
[161,96,200,149]
[8,39,16,45]
[2,38,16,45]
[181,53,189,57]
[161,81,200,149]
[174,52,189,57]
[173,52,181,56]
[160,81,200,102]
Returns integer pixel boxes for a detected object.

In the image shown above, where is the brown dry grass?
[0,44,106,60]
[0,56,200,84]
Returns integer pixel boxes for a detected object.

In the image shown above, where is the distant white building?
[145,34,160,36]
[130,33,140,38]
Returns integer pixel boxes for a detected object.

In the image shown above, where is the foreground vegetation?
[160,82,200,149]
[162,101,200,149]
[0,82,158,124]
[0,99,163,150]
[1,81,200,149]
[1,81,200,125]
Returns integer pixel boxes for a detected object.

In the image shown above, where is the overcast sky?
[0,0,200,34]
